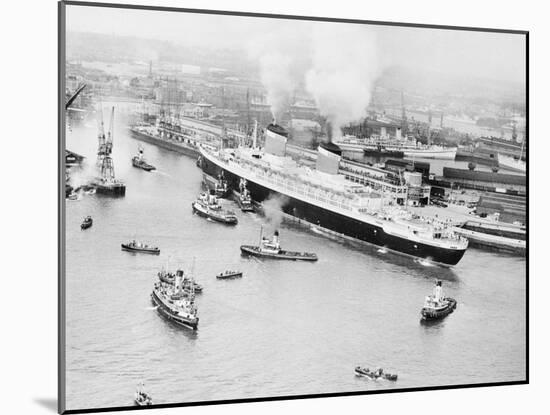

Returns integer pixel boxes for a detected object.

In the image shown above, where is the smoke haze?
[305,25,380,139]
[261,193,289,230]
[248,24,381,136]
[246,30,310,120]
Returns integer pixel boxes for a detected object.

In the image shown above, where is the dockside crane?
[96,106,116,182]
[65,83,87,110]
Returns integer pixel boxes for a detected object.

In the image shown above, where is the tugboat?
[240,228,318,261]
[216,270,243,279]
[421,280,457,320]
[192,191,238,225]
[214,171,230,198]
[237,178,254,212]
[121,240,160,255]
[132,145,156,171]
[354,366,398,381]
[134,383,152,406]
[151,269,199,330]
[157,269,203,293]
[81,216,93,230]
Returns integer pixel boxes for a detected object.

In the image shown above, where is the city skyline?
[67,5,526,86]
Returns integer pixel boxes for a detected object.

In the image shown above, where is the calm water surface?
[65,120,526,411]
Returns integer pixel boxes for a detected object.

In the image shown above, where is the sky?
[66,4,526,85]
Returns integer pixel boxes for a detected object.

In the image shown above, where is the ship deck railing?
[205,149,466,244]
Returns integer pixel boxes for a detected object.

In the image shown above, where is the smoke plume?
[261,193,289,230]
[68,160,97,189]
[249,23,380,138]
[305,25,380,140]
[246,30,309,121]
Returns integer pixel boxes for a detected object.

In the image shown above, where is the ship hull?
[240,245,318,261]
[421,298,457,320]
[95,183,126,197]
[129,128,200,158]
[191,201,238,225]
[151,291,198,330]
[402,148,457,160]
[363,149,404,158]
[201,153,466,266]
[121,244,160,255]
[497,154,526,173]
[132,158,156,171]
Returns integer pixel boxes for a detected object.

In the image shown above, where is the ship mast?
[252,120,258,149]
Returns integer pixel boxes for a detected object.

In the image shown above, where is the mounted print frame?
[59,1,528,413]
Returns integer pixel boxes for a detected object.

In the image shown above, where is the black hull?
[363,149,404,158]
[132,160,156,171]
[95,184,126,197]
[216,272,243,279]
[421,298,457,320]
[130,128,199,158]
[201,157,466,266]
[121,244,160,255]
[240,245,318,261]
[81,223,92,230]
[151,292,198,330]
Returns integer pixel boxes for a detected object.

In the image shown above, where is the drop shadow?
[34,398,57,412]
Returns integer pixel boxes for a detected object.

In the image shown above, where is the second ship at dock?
[200,123,468,266]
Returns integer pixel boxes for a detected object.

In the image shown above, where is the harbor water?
[65,120,526,410]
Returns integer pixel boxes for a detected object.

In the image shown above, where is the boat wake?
[145,306,159,311]
[414,258,434,267]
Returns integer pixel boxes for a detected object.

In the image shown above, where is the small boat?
[240,229,318,261]
[132,145,156,171]
[121,240,160,255]
[354,366,398,381]
[216,270,243,279]
[192,191,238,225]
[214,171,230,198]
[421,280,457,320]
[81,216,93,230]
[237,178,254,212]
[134,383,152,406]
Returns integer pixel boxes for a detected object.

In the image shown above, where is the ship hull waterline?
[191,202,238,225]
[121,244,160,255]
[240,245,318,261]
[151,291,198,330]
[200,153,466,267]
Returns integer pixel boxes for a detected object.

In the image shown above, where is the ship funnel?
[316,145,341,175]
[273,230,280,247]
[176,269,184,292]
[265,123,288,156]
[434,280,443,301]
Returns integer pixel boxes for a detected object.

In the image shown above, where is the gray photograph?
[60,2,527,412]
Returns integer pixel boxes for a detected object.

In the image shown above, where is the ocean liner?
[199,123,468,266]
[333,135,457,160]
